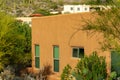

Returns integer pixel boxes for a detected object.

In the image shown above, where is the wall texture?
[32,13,111,75]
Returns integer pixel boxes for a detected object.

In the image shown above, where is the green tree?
[74,52,107,80]
[83,7,120,50]
[0,12,31,72]
[61,64,72,80]
[83,3,120,77]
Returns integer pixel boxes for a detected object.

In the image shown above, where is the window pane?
[54,60,59,72]
[71,7,73,10]
[73,48,78,57]
[85,8,87,10]
[35,57,40,68]
[79,48,84,58]
[35,45,39,57]
[77,8,80,11]
[53,46,59,59]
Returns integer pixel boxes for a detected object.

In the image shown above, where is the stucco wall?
[32,13,111,74]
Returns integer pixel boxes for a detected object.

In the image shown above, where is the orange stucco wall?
[32,13,111,75]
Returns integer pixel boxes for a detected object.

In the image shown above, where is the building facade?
[62,5,111,14]
[32,13,111,78]
[62,5,90,14]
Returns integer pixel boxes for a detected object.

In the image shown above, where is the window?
[70,7,74,10]
[85,8,87,11]
[53,46,59,72]
[72,47,84,58]
[77,8,80,11]
[35,45,40,68]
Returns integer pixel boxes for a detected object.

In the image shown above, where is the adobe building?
[32,13,111,79]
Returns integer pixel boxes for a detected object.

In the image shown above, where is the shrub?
[61,52,107,80]
[109,71,117,80]
[61,64,73,80]
[36,64,52,80]
[111,50,120,77]
[73,52,107,80]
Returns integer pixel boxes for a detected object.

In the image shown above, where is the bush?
[74,52,107,80]
[36,64,52,80]
[109,71,117,80]
[61,52,107,80]
[33,9,51,16]
[61,64,73,80]
[111,50,120,77]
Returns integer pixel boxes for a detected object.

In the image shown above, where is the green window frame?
[53,46,59,72]
[35,45,40,68]
[72,47,84,58]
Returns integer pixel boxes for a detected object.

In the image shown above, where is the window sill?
[71,57,82,60]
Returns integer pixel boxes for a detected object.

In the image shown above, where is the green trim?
[35,45,39,57]
[53,46,59,72]
[54,60,59,72]
[53,46,59,59]
[35,57,40,68]
[35,45,40,68]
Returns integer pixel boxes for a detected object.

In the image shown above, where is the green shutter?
[35,57,40,68]
[53,46,59,59]
[54,60,59,72]
[35,45,39,57]
[53,46,59,72]
[35,45,40,68]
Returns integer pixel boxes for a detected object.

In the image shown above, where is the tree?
[83,2,120,77]
[61,52,107,80]
[0,12,15,70]
[83,6,120,49]
[0,12,31,73]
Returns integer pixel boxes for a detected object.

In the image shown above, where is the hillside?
[0,0,60,17]
[52,0,81,2]
[0,0,113,17]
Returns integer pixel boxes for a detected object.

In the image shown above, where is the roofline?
[32,12,93,19]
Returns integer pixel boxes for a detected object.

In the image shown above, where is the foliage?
[57,0,64,6]
[83,1,120,77]
[0,0,59,17]
[82,2,120,77]
[0,65,36,80]
[61,52,107,80]
[109,71,117,80]
[0,12,15,71]
[111,50,120,77]
[61,64,73,80]
[0,12,31,72]
[33,9,51,16]
[83,5,120,50]
[36,64,52,80]
[83,0,114,5]
[73,52,107,80]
